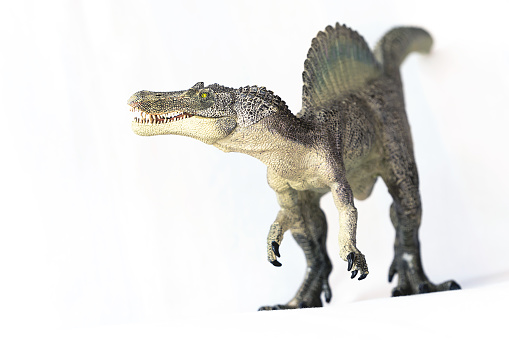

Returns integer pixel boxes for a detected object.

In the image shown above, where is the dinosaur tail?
[373,27,433,78]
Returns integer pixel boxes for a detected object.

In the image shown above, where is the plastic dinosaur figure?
[127,23,460,310]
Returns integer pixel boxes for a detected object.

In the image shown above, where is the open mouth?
[130,106,194,125]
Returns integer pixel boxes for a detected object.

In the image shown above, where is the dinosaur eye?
[201,92,208,99]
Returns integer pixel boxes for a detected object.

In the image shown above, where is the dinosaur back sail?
[301,23,382,114]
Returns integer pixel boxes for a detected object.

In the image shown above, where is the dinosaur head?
[128,82,288,145]
[128,82,238,144]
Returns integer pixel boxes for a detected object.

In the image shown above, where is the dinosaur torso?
[212,78,397,200]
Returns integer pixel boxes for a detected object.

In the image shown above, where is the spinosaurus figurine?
[127,23,460,310]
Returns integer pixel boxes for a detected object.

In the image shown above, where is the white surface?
[12,279,509,339]
[1,0,508,337]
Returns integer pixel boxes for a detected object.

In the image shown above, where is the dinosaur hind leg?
[259,191,332,310]
[383,165,460,296]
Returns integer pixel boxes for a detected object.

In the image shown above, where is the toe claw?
[388,265,396,283]
[270,259,282,267]
[392,288,403,297]
[418,283,430,294]
[347,252,355,271]
[358,273,367,281]
[271,241,280,257]
[351,270,358,279]
[323,281,332,303]
[298,302,308,309]
[449,281,461,290]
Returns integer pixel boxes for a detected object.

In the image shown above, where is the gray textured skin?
[128,23,460,310]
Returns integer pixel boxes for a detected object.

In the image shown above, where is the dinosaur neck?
[213,110,316,168]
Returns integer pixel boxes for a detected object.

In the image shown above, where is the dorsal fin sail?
[301,23,382,114]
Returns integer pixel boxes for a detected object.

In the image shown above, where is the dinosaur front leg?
[259,188,332,310]
[331,182,369,280]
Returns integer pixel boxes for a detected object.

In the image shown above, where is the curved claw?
[351,270,358,279]
[388,263,397,283]
[392,288,403,297]
[324,290,332,303]
[418,283,430,294]
[270,259,282,267]
[358,273,368,281]
[347,252,355,271]
[449,281,461,290]
[323,280,332,303]
[271,241,281,258]
[436,280,461,291]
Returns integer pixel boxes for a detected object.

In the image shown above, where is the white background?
[1,0,508,338]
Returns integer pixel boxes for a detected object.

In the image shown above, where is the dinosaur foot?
[389,254,461,296]
[346,252,368,280]
[338,246,369,280]
[391,279,461,297]
[258,277,331,311]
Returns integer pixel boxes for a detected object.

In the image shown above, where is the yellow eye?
[201,92,208,99]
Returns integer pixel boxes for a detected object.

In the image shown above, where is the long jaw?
[129,104,237,144]
[129,103,200,137]
[129,105,194,125]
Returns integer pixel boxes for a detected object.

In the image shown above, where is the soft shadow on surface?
[460,271,509,289]
[351,270,509,303]
[355,286,391,302]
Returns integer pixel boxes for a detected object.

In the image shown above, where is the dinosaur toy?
[127,23,460,310]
